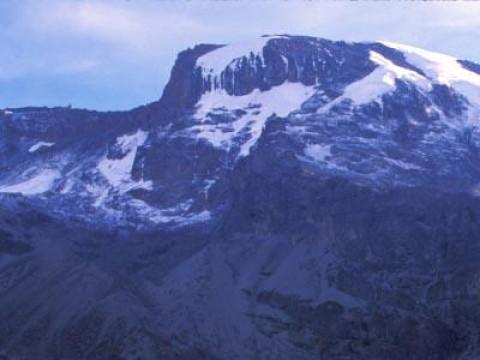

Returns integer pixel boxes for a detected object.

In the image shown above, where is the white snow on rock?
[196,35,285,82]
[191,82,316,157]
[319,51,430,113]
[97,129,149,189]
[384,158,421,171]
[116,129,149,153]
[0,169,60,195]
[304,144,332,162]
[85,183,110,208]
[351,51,430,101]
[381,41,480,107]
[28,141,55,153]
[59,178,75,194]
[130,198,211,226]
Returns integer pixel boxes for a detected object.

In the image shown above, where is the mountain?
[1,35,480,359]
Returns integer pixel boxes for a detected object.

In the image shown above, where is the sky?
[1,0,480,111]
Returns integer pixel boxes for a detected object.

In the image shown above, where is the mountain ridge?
[1,35,480,359]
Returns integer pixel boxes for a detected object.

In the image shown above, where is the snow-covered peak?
[327,51,430,108]
[4,35,480,230]
[381,41,480,106]
[369,51,428,88]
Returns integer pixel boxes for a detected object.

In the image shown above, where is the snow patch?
[86,183,110,207]
[130,199,211,226]
[304,144,331,162]
[192,82,316,157]
[116,129,149,153]
[28,141,55,153]
[60,178,74,194]
[97,129,149,189]
[319,51,430,112]
[381,41,480,107]
[196,36,284,80]
[0,169,60,195]
[384,158,421,171]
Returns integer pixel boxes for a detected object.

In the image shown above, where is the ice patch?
[196,36,284,80]
[97,129,149,189]
[116,129,149,153]
[28,141,55,153]
[86,184,110,207]
[202,179,216,200]
[60,178,74,194]
[381,41,480,107]
[98,151,136,187]
[384,158,421,171]
[130,199,211,226]
[349,51,430,101]
[0,169,60,195]
[192,82,316,157]
[319,51,430,112]
[304,144,331,162]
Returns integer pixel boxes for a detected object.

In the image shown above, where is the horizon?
[2,0,480,111]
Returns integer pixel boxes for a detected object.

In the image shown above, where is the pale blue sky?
[1,0,480,111]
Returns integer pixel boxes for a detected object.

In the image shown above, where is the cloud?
[425,2,480,28]
[8,1,480,72]
[22,0,203,53]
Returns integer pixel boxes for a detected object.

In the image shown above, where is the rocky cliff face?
[1,35,480,359]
